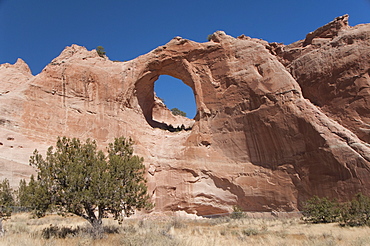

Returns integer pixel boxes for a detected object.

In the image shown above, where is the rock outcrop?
[270,15,370,143]
[1,15,370,215]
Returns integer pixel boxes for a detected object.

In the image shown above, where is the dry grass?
[0,213,370,245]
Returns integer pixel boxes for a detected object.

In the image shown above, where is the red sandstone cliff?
[1,15,370,215]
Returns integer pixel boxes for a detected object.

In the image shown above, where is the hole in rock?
[153,75,196,132]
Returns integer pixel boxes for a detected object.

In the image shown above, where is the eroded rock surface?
[1,15,370,215]
[271,15,370,143]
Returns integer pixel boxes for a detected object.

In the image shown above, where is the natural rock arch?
[134,57,201,129]
[1,16,370,214]
[154,75,196,118]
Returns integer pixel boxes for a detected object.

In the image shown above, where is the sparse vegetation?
[41,223,120,239]
[242,227,259,236]
[0,179,14,235]
[20,136,152,236]
[302,193,370,227]
[3,140,370,244]
[171,108,187,117]
[341,193,370,227]
[302,196,341,224]
[0,179,14,219]
[2,213,370,245]
[96,46,106,58]
[230,205,245,219]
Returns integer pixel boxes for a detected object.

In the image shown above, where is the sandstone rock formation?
[271,15,370,144]
[1,15,370,215]
[0,59,37,187]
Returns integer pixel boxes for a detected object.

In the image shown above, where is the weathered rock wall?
[272,15,370,143]
[1,15,370,215]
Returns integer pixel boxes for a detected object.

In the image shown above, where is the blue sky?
[1,0,370,118]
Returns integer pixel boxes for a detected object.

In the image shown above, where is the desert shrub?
[303,194,370,226]
[96,46,106,58]
[209,216,231,225]
[341,193,370,227]
[242,227,258,236]
[171,108,186,117]
[169,218,187,229]
[41,225,78,239]
[302,196,341,223]
[230,205,245,219]
[5,221,30,234]
[103,224,120,234]
[41,224,120,239]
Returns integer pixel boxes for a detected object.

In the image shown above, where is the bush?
[230,205,245,219]
[302,193,370,227]
[171,108,186,117]
[302,196,341,223]
[341,193,370,227]
[41,224,120,239]
[41,225,78,239]
[96,46,106,58]
[242,228,258,236]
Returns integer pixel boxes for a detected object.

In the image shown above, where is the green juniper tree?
[0,179,14,219]
[302,193,370,227]
[341,193,370,226]
[25,136,152,234]
[0,179,14,235]
[302,196,341,223]
[96,46,106,58]
[171,108,187,117]
[18,175,49,217]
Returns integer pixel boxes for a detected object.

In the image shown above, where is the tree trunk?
[84,205,104,238]
[0,219,4,237]
[90,217,103,239]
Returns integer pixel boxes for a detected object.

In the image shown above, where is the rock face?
[1,15,370,215]
[271,15,370,144]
